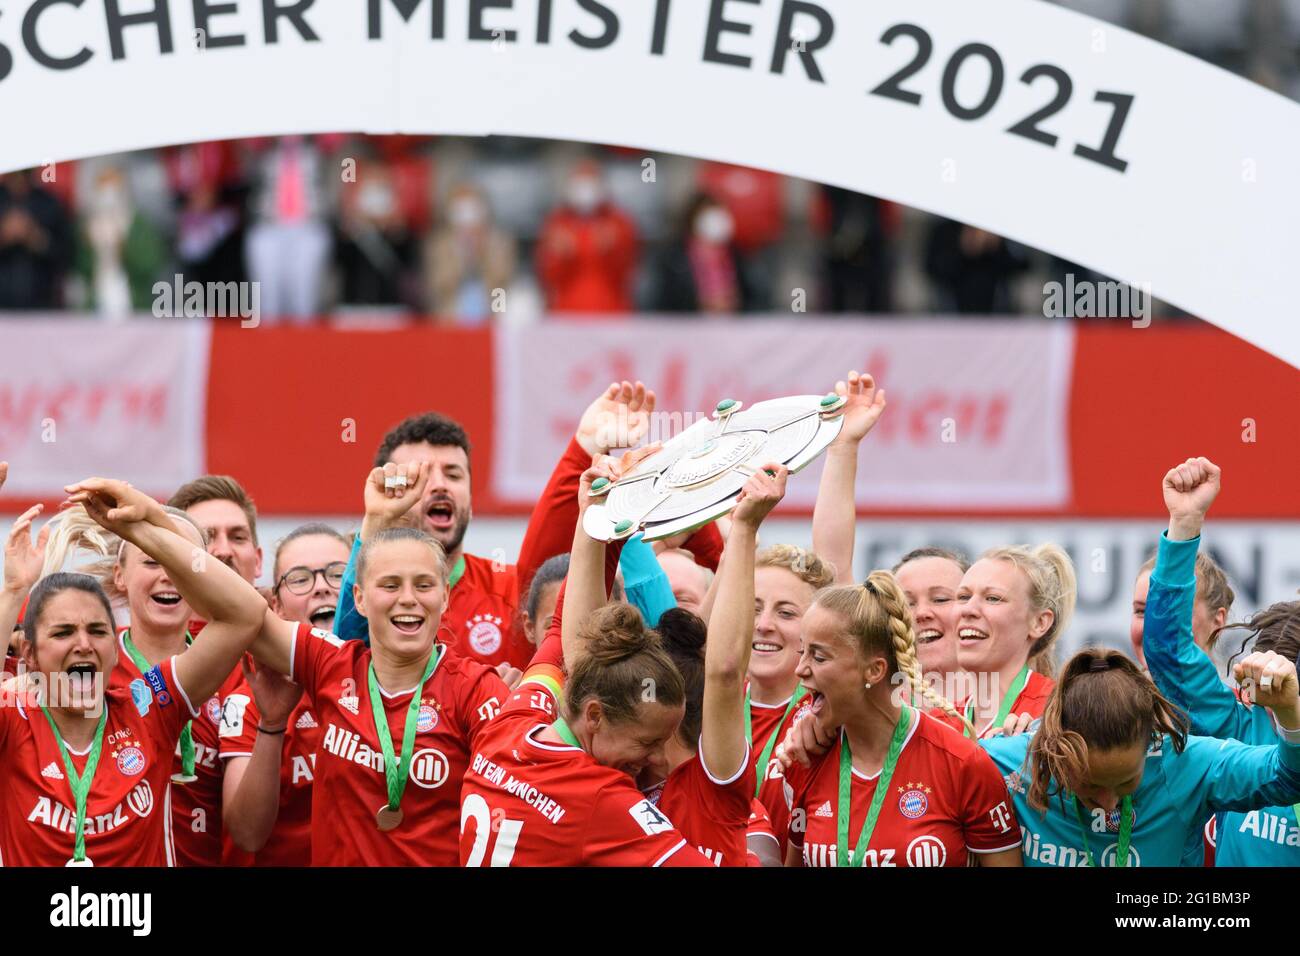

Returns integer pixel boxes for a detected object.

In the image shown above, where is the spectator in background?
[75,166,167,318]
[653,192,752,314]
[165,141,246,289]
[244,136,333,321]
[335,162,418,309]
[536,158,638,315]
[0,170,74,310]
[822,186,896,313]
[924,218,1029,314]
[423,183,516,325]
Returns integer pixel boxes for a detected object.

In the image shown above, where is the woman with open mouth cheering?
[0,476,264,866]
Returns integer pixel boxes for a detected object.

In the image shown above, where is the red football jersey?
[110,631,242,867]
[218,681,320,867]
[0,657,191,866]
[932,670,1055,739]
[651,743,754,867]
[751,688,815,857]
[747,798,779,867]
[785,710,1021,867]
[460,683,710,867]
[291,622,508,866]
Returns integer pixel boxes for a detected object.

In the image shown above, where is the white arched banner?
[1,0,1296,369]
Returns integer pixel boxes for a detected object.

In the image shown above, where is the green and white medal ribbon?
[1071,794,1133,867]
[965,664,1030,739]
[837,705,911,868]
[745,685,808,798]
[40,705,108,866]
[369,647,442,832]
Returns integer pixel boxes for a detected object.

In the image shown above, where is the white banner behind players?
[493,318,1075,509]
[0,319,210,497]
[0,1,1297,367]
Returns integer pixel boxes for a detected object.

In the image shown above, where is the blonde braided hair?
[815,571,976,737]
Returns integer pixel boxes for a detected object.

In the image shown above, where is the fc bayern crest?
[898,783,930,819]
[468,614,503,656]
[1104,806,1136,833]
[114,743,146,777]
[417,700,439,733]
[206,697,223,725]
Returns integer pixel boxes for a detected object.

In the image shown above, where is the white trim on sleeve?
[967,840,1024,854]
[697,735,751,787]
[168,655,202,719]
[651,838,689,868]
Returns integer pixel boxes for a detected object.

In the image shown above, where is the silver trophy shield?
[582,393,849,542]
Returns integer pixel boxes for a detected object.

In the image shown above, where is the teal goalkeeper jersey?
[1144,531,1300,866]
[981,726,1300,866]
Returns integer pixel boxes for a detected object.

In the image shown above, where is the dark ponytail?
[1028,649,1188,812]
[657,608,707,746]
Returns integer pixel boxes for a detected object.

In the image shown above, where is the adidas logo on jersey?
[41,762,64,780]
[339,696,359,715]
[815,801,833,818]
[296,711,318,729]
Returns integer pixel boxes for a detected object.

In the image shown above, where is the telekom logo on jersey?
[321,724,449,788]
[28,781,154,835]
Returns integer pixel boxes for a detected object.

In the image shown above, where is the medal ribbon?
[1071,794,1133,867]
[745,685,808,798]
[368,647,442,813]
[965,664,1030,739]
[836,704,911,868]
[448,556,466,591]
[40,705,108,863]
[552,716,582,748]
[122,629,195,777]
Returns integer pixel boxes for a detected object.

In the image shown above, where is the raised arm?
[701,465,788,781]
[64,477,266,704]
[812,371,886,586]
[1145,458,1266,741]
[561,463,618,671]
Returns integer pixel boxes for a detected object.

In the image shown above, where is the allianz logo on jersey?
[1237,810,1300,847]
[321,723,449,789]
[1020,827,1141,866]
[28,781,155,836]
[803,836,948,868]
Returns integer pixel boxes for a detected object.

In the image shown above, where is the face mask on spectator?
[450,197,486,229]
[358,182,396,219]
[566,176,604,215]
[695,206,734,245]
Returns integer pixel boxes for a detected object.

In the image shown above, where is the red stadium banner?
[0,319,210,498]
[0,318,1296,519]
[492,319,1076,509]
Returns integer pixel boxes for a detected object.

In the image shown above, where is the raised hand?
[362,460,430,534]
[4,504,50,595]
[1162,457,1221,541]
[240,656,303,728]
[62,477,167,538]
[773,709,836,772]
[732,464,788,530]
[575,380,657,457]
[830,371,887,447]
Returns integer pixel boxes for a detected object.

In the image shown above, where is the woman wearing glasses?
[218,524,350,865]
